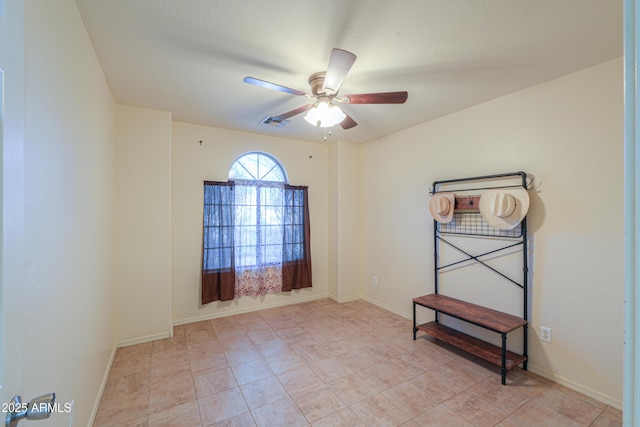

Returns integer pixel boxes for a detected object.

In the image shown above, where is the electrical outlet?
[372,276,378,285]
[540,326,552,343]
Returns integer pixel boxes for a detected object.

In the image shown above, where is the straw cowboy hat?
[479,188,530,229]
[429,192,455,223]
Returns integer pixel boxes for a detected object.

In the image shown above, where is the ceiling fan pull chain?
[323,127,334,142]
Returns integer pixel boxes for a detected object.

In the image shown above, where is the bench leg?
[412,302,417,340]
[501,333,507,385]
[523,324,528,371]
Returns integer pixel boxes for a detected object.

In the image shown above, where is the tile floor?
[94,298,622,426]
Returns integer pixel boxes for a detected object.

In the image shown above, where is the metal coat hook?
[526,177,537,190]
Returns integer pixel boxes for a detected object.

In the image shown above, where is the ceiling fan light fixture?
[303,101,346,128]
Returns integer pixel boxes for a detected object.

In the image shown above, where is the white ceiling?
[75,0,622,144]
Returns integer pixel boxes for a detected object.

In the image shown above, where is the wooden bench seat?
[413,293,528,384]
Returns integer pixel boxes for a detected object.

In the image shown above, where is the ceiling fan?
[244,48,408,130]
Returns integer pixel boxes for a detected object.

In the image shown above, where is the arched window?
[229,152,287,183]
[201,152,311,303]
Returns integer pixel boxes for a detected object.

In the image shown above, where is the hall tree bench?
[414,172,530,385]
[413,294,528,384]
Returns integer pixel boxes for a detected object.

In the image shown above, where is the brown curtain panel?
[282,185,312,291]
[202,181,236,304]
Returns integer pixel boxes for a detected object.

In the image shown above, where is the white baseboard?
[360,295,413,320]
[117,331,171,348]
[328,294,361,303]
[173,293,329,326]
[360,296,433,325]
[89,342,118,425]
[527,363,622,410]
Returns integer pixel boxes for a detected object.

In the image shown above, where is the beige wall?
[359,57,624,407]
[328,141,361,302]
[23,0,117,424]
[170,122,330,324]
[115,105,173,344]
[1,0,26,406]
[328,143,340,298]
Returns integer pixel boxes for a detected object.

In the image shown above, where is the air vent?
[261,116,289,128]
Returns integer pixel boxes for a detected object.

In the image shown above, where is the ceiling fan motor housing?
[308,72,328,96]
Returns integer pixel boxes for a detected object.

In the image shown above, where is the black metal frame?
[431,171,529,380]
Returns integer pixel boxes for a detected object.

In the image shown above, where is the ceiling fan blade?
[322,48,357,95]
[340,113,358,130]
[244,77,308,97]
[271,104,314,122]
[344,91,408,104]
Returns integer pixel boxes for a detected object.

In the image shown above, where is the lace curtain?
[233,182,284,297]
